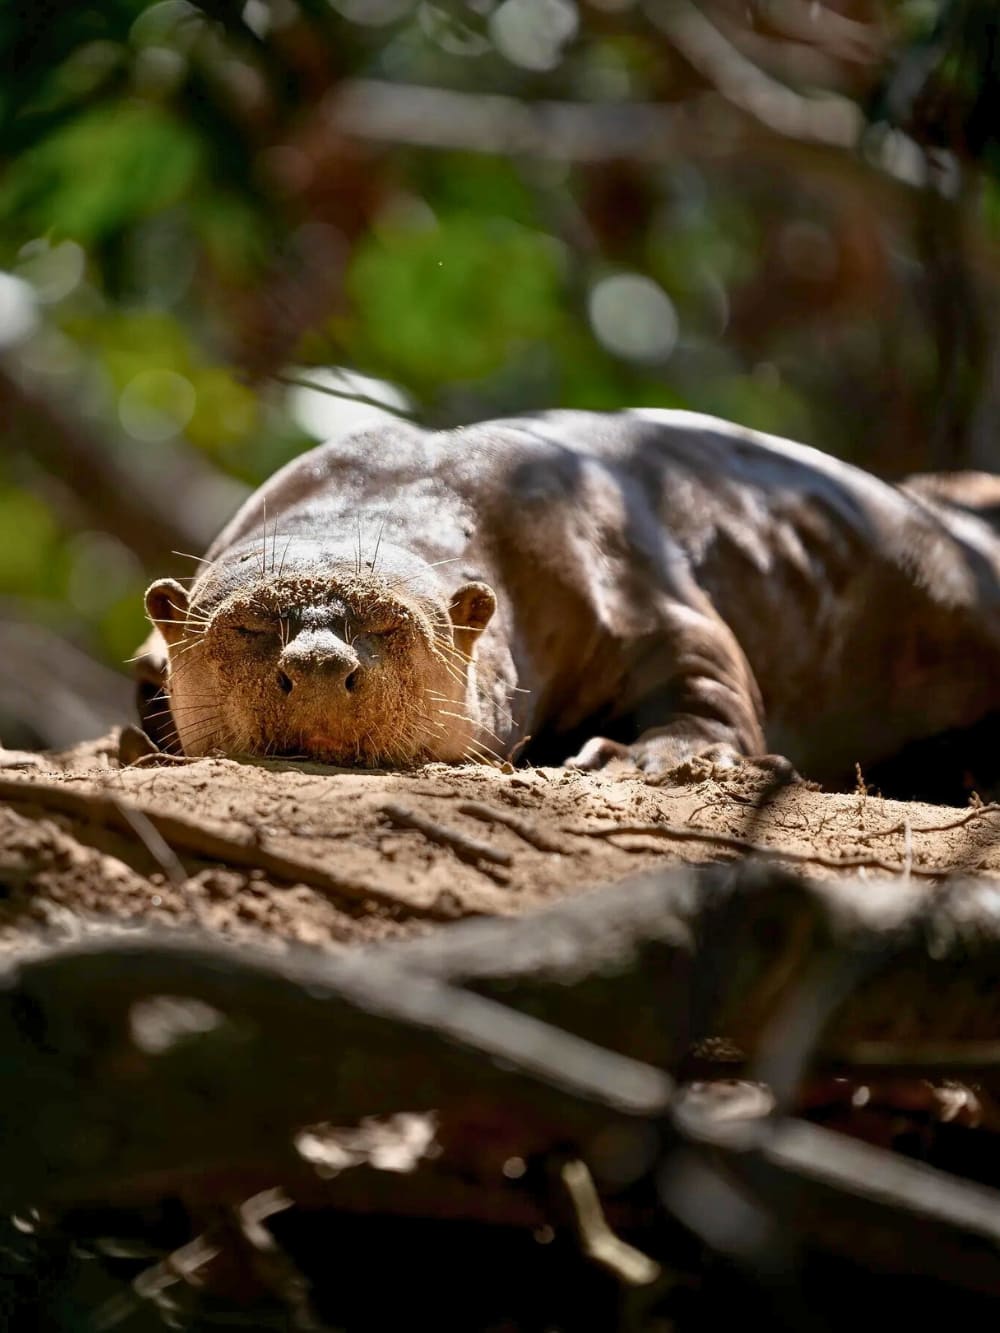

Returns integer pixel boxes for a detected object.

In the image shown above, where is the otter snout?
[278,629,361,695]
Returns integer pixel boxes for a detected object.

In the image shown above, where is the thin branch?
[669,1107,1000,1295]
[273,373,416,420]
[380,801,512,868]
[111,798,187,888]
[857,802,1000,841]
[333,36,861,160]
[457,800,570,854]
[644,0,862,146]
[571,819,944,877]
[756,0,882,64]
[328,79,695,162]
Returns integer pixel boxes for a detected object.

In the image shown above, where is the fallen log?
[4,864,1000,1295]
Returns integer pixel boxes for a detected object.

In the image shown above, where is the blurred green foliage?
[349,214,565,385]
[1,103,203,241]
[0,0,997,702]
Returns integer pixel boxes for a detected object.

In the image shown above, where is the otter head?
[144,539,496,767]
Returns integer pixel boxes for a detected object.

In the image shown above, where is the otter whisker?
[172,712,224,739]
[270,513,283,576]
[156,698,223,718]
[258,500,269,579]
[142,700,221,725]
[427,649,469,688]
[430,702,506,749]
[165,729,217,756]
[369,511,387,574]
[277,535,293,583]
[171,550,217,569]
[463,743,502,767]
[168,633,211,658]
[388,557,465,595]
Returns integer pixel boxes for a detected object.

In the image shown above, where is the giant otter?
[140,409,1000,800]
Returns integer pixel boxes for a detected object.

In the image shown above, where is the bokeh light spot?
[119,369,196,442]
[490,0,578,72]
[0,274,39,348]
[588,272,678,363]
[16,239,86,304]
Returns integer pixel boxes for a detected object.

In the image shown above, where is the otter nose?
[278,630,360,695]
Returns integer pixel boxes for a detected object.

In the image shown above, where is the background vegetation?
[2,0,999,747]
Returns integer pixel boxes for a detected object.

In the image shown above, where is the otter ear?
[449,581,496,656]
[145,579,190,647]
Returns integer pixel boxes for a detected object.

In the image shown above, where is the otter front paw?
[564,736,635,772]
[647,744,808,789]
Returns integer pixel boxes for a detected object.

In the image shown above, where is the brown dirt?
[2,732,1000,953]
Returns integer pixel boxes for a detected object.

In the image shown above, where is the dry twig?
[380,802,512,868]
[458,800,569,854]
[571,819,944,877]
[857,803,1000,841]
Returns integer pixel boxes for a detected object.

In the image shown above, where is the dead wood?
[667,1107,1000,1296]
[386,866,1000,1084]
[5,864,1000,1295]
[0,931,671,1212]
[7,886,1000,1294]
